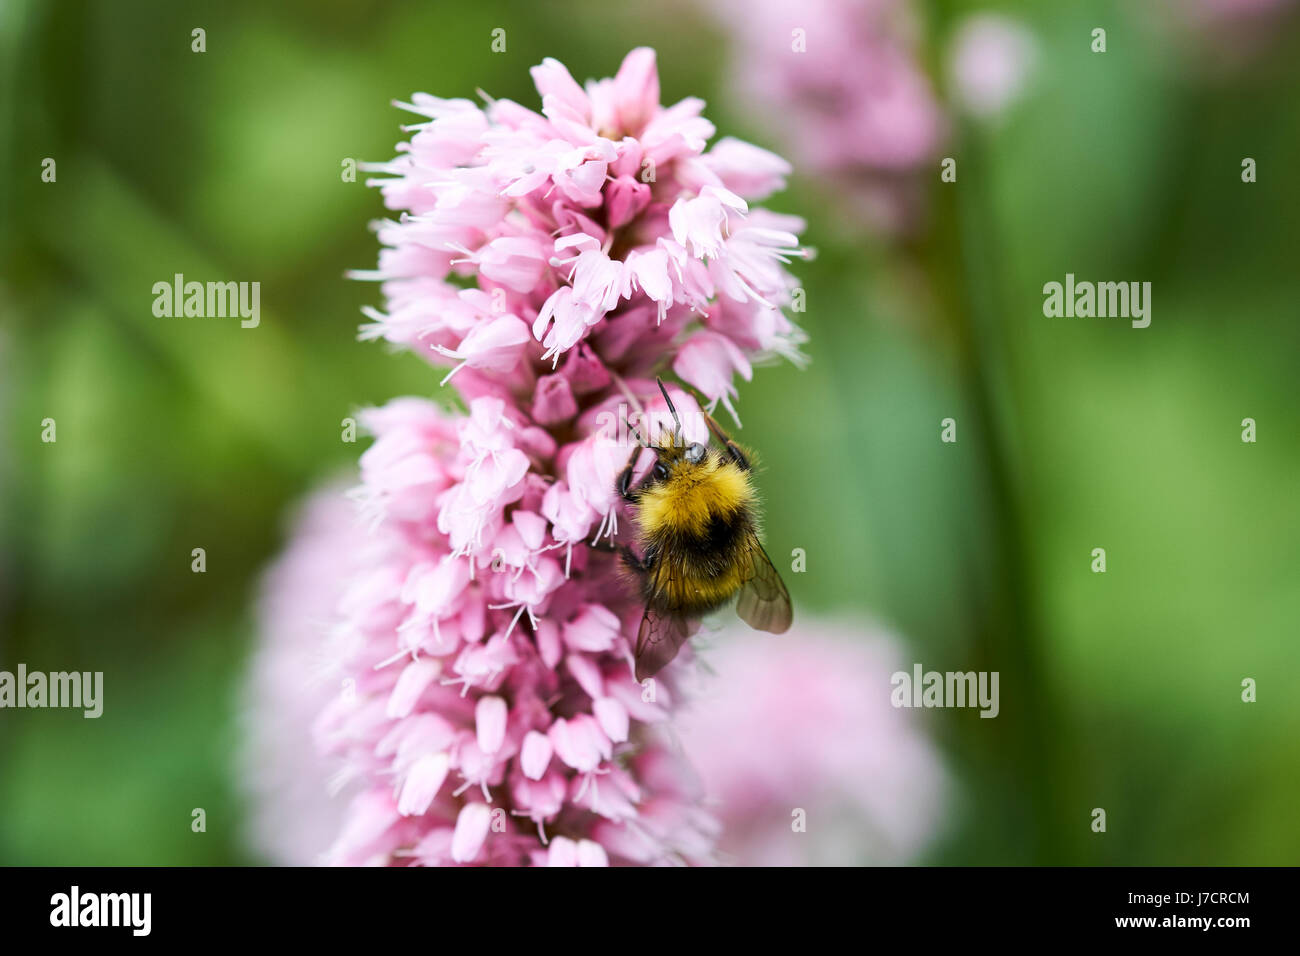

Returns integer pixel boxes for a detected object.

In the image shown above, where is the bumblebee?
[615,379,792,681]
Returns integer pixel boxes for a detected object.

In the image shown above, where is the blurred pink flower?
[247,48,813,866]
[239,486,358,865]
[707,0,945,232]
[676,621,948,866]
[946,14,1038,122]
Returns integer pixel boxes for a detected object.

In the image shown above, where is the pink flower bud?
[531,373,578,425]
[606,175,652,229]
[450,802,492,863]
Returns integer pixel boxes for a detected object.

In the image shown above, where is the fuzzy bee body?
[616,380,792,681]
[635,459,755,612]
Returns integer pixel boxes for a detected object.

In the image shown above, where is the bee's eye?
[685,442,706,464]
[653,461,669,481]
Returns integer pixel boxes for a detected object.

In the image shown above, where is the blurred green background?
[2,0,1297,865]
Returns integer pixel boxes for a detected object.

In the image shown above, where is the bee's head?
[649,434,709,481]
[645,377,711,482]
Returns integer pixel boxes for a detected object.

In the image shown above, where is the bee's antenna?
[609,371,649,447]
[657,376,682,437]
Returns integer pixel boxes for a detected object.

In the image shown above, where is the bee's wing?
[634,606,696,682]
[736,539,793,634]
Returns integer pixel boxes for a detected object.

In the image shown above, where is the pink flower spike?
[246,46,817,867]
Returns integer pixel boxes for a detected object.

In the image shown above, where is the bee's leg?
[616,444,646,502]
[700,407,750,471]
[618,545,653,575]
